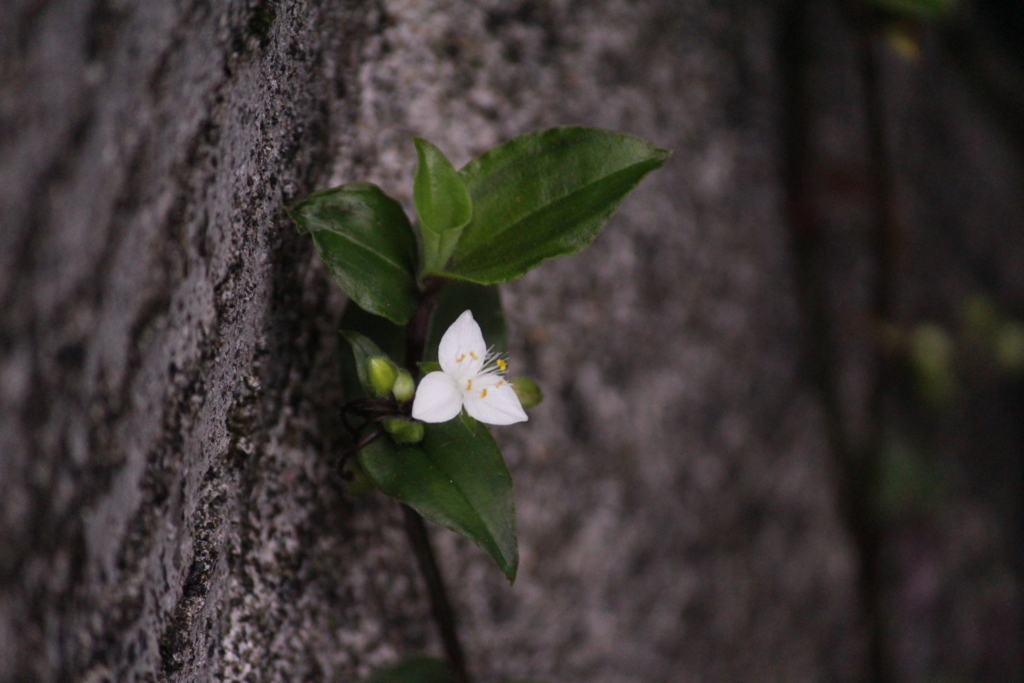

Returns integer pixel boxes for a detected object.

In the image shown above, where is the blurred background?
[782,1,1024,680]
[1,0,1021,681]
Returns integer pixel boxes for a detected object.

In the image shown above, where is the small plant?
[291,127,668,682]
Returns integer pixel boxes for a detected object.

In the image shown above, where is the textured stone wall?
[1,1,868,682]
[344,2,866,680]
[1,2,432,681]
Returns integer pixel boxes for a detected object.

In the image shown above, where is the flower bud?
[367,356,398,396]
[510,377,543,409]
[392,369,416,402]
[383,417,425,444]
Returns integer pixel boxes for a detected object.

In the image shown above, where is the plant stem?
[404,279,442,374]
[399,282,473,683]
[402,504,473,683]
[336,428,383,473]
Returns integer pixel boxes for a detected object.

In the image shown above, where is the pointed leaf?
[414,138,473,234]
[292,183,420,324]
[448,127,670,283]
[365,656,456,683]
[414,138,473,273]
[424,281,507,363]
[358,421,518,581]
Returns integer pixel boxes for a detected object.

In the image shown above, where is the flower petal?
[438,310,486,379]
[463,376,528,425]
[411,372,463,423]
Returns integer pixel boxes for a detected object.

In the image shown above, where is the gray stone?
[1,1,867,681]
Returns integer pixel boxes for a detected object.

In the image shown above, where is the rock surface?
[1,1,868,682]
[1,2,432,681]
[343,1,867,681]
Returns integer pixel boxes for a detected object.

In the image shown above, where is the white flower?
[411,310,528,425]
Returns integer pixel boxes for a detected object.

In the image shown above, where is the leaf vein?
[325,229,411,277]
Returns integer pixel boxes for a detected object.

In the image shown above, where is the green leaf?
[341,302,407,363]
[340,458,376,498]
[339,302,407,400]
[424,280,507,363]
[365,656,456,683]
[414,138,473,273]
[459,411,478,435]
[417,361,442,375]
[358,420,518,581]
[448,127,670,283]
[292,183,420,324]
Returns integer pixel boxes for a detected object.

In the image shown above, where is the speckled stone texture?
[343,1,866,682]
[2,1,867,682]
[1,2,431,681]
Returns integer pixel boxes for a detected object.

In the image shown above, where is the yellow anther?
[479,388,488,398]
[496,359,507,371]
[496,380,504,387]
[469,351,479,359]
[466,379,473,391]
[456,354,465,362]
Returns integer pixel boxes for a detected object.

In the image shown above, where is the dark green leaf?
[340,458,376,498]
[448,127,670,283]
[417,361,442,375]
[339,302,407,400]
[358,420,518,581]
[342,302,407,363]
[459,411,478,435]
[424,281,507,363]
[292,183,420,324]
[365,656,456,683]
[414,138,473,273]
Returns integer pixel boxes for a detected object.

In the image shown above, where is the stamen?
[466,379,473,391]
[496,380,504,387]
[496,359,507,371]
[456,353,465,363]
[479,388,488,398]
[469,351,479,360]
